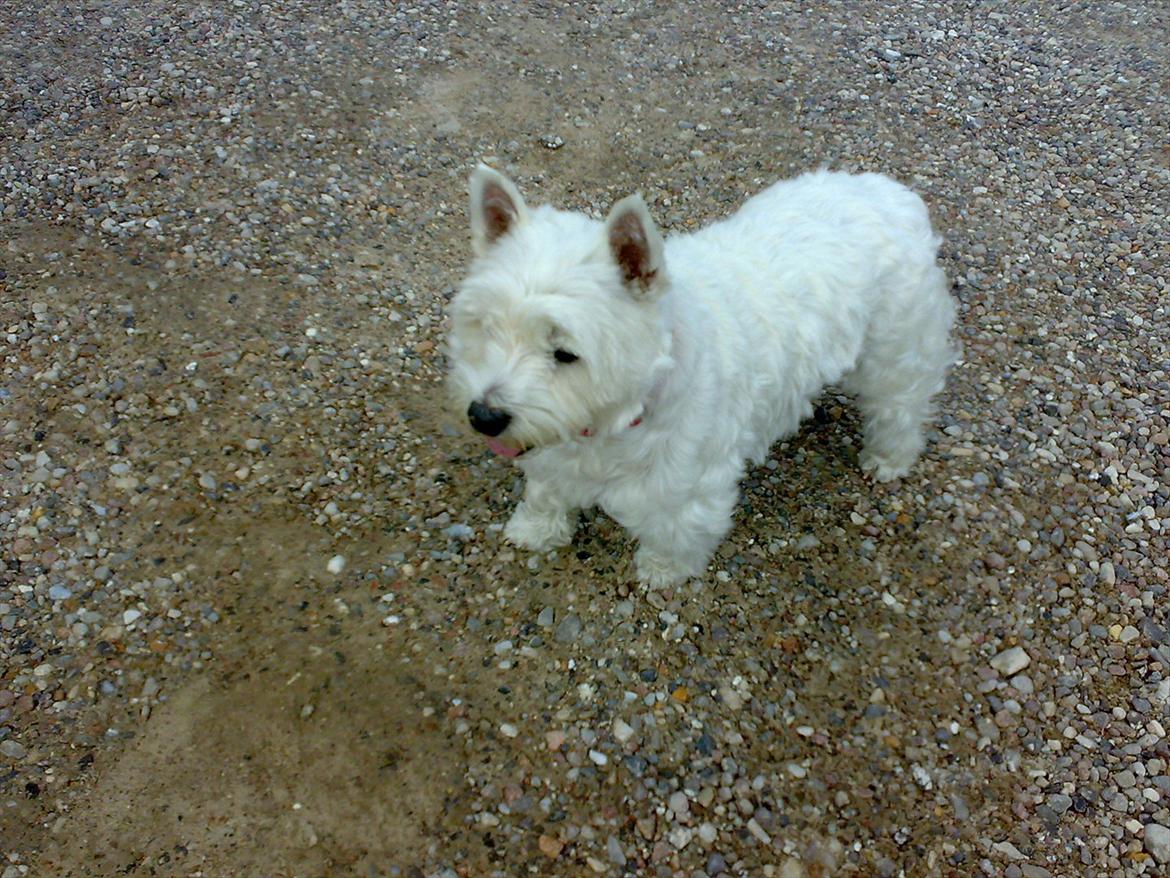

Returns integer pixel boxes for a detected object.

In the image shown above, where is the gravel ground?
[3,1,1169,876]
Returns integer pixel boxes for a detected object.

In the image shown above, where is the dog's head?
[446,164,673,458]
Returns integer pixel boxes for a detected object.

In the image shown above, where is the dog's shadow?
[742,394,864,509]
[583,393,880,577]
[446,388,930,587]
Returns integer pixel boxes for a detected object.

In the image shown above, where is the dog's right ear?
[469,164,528,256]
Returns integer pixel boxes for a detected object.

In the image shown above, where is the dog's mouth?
[485,437,527,459]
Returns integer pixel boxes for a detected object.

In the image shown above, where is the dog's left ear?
[604,195,665,297]
[469,164,528,257]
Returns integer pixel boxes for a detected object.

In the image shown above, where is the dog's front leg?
[626,481,739,588]
[504,477,579,552]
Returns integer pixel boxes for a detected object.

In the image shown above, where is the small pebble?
[990,646,1031,675]
[554,614,582,643]
[1145,824,1170,864]
[612,718,635,743]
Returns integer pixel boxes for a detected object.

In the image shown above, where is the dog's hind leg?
[844,259,955,481]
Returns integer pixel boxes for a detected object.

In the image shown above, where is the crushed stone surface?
[2,1,1168,876]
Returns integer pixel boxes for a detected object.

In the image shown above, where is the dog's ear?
[604,194,665,297]
[469,164,528,256]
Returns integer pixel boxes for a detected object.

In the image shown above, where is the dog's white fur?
[447,164,955,586]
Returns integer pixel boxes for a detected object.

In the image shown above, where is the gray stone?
[1145,823,1170,864]
[990,647,1031,675]
[1047,793,1072,814]
[554,614,582,643]
[441,523,473,540]
[606,835,626,866]
[992,840,1026,860]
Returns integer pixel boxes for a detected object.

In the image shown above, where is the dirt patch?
[37,524,461,877]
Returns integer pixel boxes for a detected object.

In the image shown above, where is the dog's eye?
[553,349,579,364]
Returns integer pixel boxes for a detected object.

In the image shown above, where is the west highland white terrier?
[446,164,956,586]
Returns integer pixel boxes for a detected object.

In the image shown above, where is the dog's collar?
[580,415,642,439]
[578,323,676,440]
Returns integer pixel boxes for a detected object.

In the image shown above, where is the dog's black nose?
[468,401,511,437]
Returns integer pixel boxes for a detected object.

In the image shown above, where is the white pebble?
[746,817,772,844]
[326,555,346,575]
[989,646,1031,675]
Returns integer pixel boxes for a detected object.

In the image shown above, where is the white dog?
[446,164,955,586]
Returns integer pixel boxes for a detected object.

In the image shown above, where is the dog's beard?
[447,372,579,457]
[448,365,639,458]
[489,402,573,457]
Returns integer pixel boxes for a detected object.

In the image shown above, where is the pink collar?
[578,324,676,440]
[580,415,642,438]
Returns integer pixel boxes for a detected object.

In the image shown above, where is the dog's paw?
[634,548,695,589]
[860,449,912,483]
[504,503,575,552]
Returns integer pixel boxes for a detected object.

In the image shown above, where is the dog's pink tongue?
[486,438,521,459]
